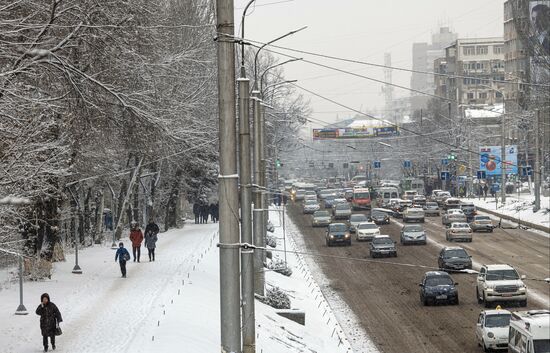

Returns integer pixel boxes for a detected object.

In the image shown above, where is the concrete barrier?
[276,309,305,325]
[476,206,550,234]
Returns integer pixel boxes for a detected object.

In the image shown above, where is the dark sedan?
[419,271,459,306]
[437,246,472,270]
[325,223,351,246]
[369,208,391,225]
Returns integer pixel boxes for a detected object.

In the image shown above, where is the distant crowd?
[193,201,219,224]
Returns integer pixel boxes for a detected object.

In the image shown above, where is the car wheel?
[347,240,352,246]
[476,287,482,304]
[489,229,493,233]
[519,299,527,307]
[454,297,459,305]
[482,340,489,353]
[370,251,374,258]
[483,293,491,308]
[422,296,428,306]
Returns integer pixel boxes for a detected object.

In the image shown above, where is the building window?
[496,91,503,98]
[493,45,503,54]
[476,46,488,55]
[479,92,488,99]
[467,92,475,99]
[463,46,475,55]
[476,62,485,70]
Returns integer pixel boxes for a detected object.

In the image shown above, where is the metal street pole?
[215,0,241,351]
[72,236,82,274]
[534,109,541,212]
[15,255,28,315]
[501,112,506,204]
[252,91,265,296]
[238,76,255,353]
[260,102,268,264]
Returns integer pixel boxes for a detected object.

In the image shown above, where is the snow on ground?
[0,214,356,353]
[461,193,550,230]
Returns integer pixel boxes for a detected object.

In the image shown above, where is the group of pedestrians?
[193,201,218,224]
[115,219,160,278]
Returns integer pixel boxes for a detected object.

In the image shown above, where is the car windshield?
[443,249,468,258]
[325,196,335,201]
[350,215,367,222]
[354,192,370,198]
[426,202,438,207]
[449,210,464,214]
[358,223,378,230]
[314,211,330,217]
[484,314,511,328]
[371,211,385,217]
[330,224,347,232]
[533,340,550,353]
[372,237,392,245]
[425,276,453,286]
[476,216,491,221]
[305,200,317,205]
[486,269,519,281]
[336,204,349,210]
[404,225,423,232]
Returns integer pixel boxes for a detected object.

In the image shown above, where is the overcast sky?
[234,0,505,128]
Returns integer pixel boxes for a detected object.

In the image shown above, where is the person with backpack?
[129,221,144,262]
[36,293,62,352]
[144,219,159,261]
[115,242,130,278]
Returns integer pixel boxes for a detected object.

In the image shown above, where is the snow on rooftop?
[465,104,504,119]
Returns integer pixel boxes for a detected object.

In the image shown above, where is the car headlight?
[519,285,527,291]
[330,235,334,239]
[487,332,494,339]
[344,233,350,238]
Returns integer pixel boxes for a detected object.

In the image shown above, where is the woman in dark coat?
[36,293,62,352]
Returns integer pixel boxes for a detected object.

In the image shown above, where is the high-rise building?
[410,27,457,112]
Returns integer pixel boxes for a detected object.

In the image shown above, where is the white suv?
[476,264,527,308]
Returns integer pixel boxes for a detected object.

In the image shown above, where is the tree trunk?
[164,169,183,231]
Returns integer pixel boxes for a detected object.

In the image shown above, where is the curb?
[475,205,550,233]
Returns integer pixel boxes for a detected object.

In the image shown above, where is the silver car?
[349,213,369,233]
[470,215,494,232]
[400,224,427,245]
[312,210,332,227]
[333,203,352,220]
[423,202,440,216]
[442,209,467,226]
[445,222,473,242]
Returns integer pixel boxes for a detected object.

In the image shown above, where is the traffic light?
[447,154,456,161]
[275,159,281,169]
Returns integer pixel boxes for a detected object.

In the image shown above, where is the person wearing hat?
[35,293,62,352]
[129,221,144,262]
[115,242,131,278]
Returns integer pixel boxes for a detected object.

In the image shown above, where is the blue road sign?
[403,160,412,169]
[442,158,449,165]
[476,170,487,179]
[373,161,381,169]
[521,166,533,177]
[441,171,450,180]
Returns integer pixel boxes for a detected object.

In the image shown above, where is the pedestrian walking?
[209,203,216,222]
[213,202,219,222]
[193,203,200,224]
[115,242,130,278]
[129,221,144,262]
[144,229,158,262]
[35,293,62,352]
[200,203,208,224]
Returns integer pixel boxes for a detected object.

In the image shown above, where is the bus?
[400,178,425,195]
[352,187,372,210]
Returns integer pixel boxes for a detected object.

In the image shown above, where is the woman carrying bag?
[35,293,63,352]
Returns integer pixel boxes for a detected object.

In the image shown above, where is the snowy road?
[0,223,218,353]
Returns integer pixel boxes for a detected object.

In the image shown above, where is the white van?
[508,310,550,353]
[378,187,400,207]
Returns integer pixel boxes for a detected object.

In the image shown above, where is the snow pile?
[463,194,550,230]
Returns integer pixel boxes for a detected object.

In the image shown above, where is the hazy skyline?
[234,0,505,128]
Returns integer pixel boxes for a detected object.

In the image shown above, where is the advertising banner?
[312,126,399,140]
[529,1,550,85]
[479,145,518,176]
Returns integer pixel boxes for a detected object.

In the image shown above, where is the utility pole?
[252,91,265,296]
[238,75,255,353]
[215,0,241,352]
[501,112,506,204]
[534,109,541,212]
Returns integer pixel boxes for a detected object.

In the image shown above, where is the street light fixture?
[262,80,297,97]
[260,58,302,92]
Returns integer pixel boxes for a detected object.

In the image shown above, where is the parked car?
[303,199,320,214]
[326,223,351,246]
[470,215,494,232]
[445,222,473,242]
[438,246,472,270]
[312,210,332,227]
[403,207,425,223]
[400,224,427,245]
[442,209,467,226]
[419,271,459,306]
[369,235,397,257]
[423,202,440,217]
[333,203,352,220]
[443,197,461,211]
[460,201,477,220]
[349,213,369,233]
[475,308,512,352]
[356,222,380,241]
[476,264,527,308]
[369,208,391,225]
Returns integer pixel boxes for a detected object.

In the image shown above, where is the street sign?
[441,171,450,180]
[343,163,349,169]
[373,161,381,169]
[403,160,412,169]
[476,170,487,179]
[441,158,449,165]
[521,166,533,177]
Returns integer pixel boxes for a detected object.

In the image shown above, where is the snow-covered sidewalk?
[461,194,550,231]
[1,214,355,353]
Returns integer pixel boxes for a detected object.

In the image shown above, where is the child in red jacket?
[129,221,144,262]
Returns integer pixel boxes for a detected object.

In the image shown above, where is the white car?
[355,222,380,241]
[475,308,511,351]
[476,264,527,308]
[303,200,320,214]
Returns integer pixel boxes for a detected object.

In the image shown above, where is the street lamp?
[478,84,506,203]
[262,80,297,97]
[240,0,257,75]
[260,58,302,92]
[253,26,307,88]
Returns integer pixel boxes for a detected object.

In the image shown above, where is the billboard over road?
[312,126,399,140]
[479,145,518,176]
